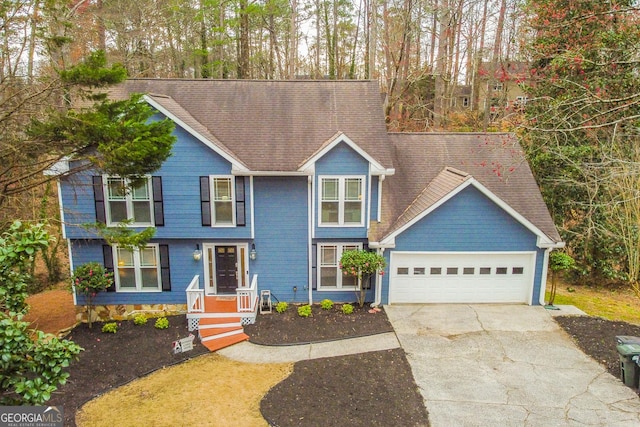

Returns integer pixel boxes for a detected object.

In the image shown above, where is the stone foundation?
[75,303,188,323]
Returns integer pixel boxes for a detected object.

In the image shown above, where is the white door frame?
[202,243,249,295]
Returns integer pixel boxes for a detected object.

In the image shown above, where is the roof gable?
[111,80,394,173]
[372,133,561,246]
[298,132,394,175]
[380,167,559,248]
[144,95,249,172]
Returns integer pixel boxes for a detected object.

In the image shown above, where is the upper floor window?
[212,177,234,225]
[200,175,246,227]
[209,176,235,226]
[319,176,364,226]
[114,244,161,292]
[105,177,153,226]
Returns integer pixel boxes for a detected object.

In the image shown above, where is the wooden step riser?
[201,328,246,342]
[199,322,242,330]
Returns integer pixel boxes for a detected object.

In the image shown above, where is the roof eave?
[143,95,250,173]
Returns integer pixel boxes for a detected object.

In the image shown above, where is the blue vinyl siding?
[312,286,374,305]
[60,169,101,239]
[72,239,202,305]
[380,186,545,305]
[61,114,251,240]
[252,177,309,303]
[151,124,251,239]
[315,142,370,239]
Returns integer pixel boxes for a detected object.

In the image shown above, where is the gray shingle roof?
[373,133,561,243]
[110,79,393,172]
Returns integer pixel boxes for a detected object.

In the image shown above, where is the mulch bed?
[555,315,640,380]
[261,349,429,427]
[42,306,640,427]
[48,317,208,427]
[244,303,394,344]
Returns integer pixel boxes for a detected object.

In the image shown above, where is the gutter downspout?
[537,240,564,305]
[370,247,385,308]
[308,175,313,304]
[539,247,552,305]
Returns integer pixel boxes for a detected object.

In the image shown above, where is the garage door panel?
[390,252,534,304]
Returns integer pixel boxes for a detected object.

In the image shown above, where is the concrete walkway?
[385,304,640,427]
[218,331,400,363]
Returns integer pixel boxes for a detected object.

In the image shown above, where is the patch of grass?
[76,354,292,427]
[546,284,640,324]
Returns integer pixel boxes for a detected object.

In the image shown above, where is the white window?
[105,177,153,226]
[114,245,161,292]
[211,176,235,226]
[318,243,362,290]
[319,176,365,226]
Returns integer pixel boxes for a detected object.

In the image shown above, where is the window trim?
[318,175,365,227]
[209,175,236,227]
[113,244,162,292]
[103,176,155,227]
[317,242,363,291]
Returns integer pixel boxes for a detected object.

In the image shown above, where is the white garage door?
[389,252,535,304]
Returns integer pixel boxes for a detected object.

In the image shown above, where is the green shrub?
[101,322,118,333]
[341,303,354,315]
[320,299,334,310]
[133,314,148,325]
[154,317,169,329]
[275,301,288,313]
[297,305,312,318]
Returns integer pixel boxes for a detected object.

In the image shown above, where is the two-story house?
[55,79,562,350]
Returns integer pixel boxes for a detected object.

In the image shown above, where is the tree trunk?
[482,0,506,131]
[237,0,250,79]
[471,0,488,111]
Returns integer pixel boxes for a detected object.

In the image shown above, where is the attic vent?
[444,167,469,178]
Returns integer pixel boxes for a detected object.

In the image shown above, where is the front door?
[215,246,237,294]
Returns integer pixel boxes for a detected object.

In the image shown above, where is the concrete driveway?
[385,304,640,426]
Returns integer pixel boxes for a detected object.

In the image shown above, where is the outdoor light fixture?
[193,244,202,261]
[250,243,257,260]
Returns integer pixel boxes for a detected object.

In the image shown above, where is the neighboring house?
[53,79,562,349]
[478,61,531,121]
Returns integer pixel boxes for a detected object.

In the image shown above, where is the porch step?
[189,295,254,352]
[202,331,250,352]
[200,326,245,339]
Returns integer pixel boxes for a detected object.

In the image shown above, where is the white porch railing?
[236,274,258,313]
[186,275,204,313]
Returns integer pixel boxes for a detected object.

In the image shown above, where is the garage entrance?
[389,252,535,304]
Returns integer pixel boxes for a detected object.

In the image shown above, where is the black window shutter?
[200,176,211,226]
[311,244,317,290]
[102,245,116,292]
[152,176,164,226]
[93,176,106,224]
[159,244,171,291]
[235,176,246,226]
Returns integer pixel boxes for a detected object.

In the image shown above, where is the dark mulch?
[46,307,640,427]
[261,349,429,427]
[555,315,640,380]
[244,303,394,344]
[48,317,208,427]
